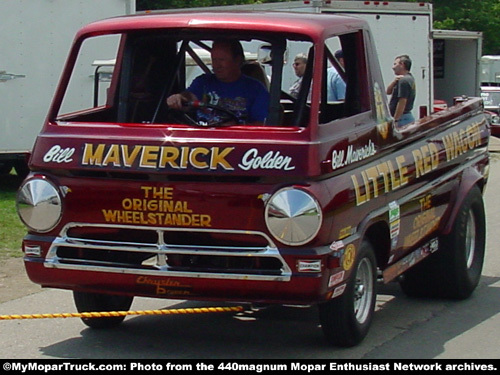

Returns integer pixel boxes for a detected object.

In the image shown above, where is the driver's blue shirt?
[188,73,269,124]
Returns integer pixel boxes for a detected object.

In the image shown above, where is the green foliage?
[432,0,500,55]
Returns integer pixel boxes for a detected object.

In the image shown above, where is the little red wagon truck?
[16,11,490,347]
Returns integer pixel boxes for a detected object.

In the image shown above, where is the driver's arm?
[166,91,198,110]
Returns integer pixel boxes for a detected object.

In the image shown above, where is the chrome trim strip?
[44,222,291,282]
[44,261,290,282]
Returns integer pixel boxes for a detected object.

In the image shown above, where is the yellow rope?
[0,305,244,320]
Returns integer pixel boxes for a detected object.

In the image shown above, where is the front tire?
[400,186,485,299]
[73,291,134,329]
[319,241,377,347]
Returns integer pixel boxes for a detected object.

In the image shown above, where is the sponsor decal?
[388,201,400,222]
[136,276,192,296]
[297,260,322,272]
[331,140,376,170]
[338,226,353,240]
[390,220,400,240]
[389,201,401,245]
[383,238,439,283]
[329,240,344,252]
[328,270,345,288]
[342,244,356,271]
[332,284,346,299]
[101,186,212,227]
[60,186,72,197]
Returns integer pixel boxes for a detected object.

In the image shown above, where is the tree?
[432,0,500,55]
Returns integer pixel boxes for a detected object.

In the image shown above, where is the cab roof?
[77,11,368,41]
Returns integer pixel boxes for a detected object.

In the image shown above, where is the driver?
[166,39,269,125]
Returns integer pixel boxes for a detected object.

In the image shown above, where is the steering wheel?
[168,101,240,127]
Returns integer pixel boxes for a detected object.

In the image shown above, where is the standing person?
[166,39,269,125]
[327,49,346,102]
[386,54,416,127]
[289,53,307,98]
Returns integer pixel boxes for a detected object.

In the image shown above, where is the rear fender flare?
[442,167,485,235]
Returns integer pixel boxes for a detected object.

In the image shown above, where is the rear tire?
[400,186,485,299]
[319,240,377,347]
[73,291,133,329]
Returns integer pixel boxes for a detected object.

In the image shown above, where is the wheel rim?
[353,257,374,324]
[465,210,477,269]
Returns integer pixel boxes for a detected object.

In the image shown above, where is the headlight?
[265,187,322,246]
[16,178,62,232]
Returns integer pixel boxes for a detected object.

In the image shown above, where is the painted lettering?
[351,121,484,206]
[81,143,235,171]
[413,143,439,178]
[238,148,295,171]
[43,145,75,163]
[331,140,376,170]
[442,122,482,162]
[102,185,211,228]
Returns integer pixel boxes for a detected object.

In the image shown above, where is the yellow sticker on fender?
[343,244,356,271]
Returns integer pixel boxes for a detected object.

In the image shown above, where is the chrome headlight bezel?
[16,177,63,233]
[264,187,323,246]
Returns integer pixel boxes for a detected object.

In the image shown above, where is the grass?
[0,172,26,259]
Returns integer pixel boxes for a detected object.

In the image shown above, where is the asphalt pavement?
[489,135,500,152]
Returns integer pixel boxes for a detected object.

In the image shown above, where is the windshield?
[56,31,315,128]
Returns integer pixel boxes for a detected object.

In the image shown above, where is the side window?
[320,31,370,124]
[282,41,313,98]
[280,40,314,127]
[59,34,121,116]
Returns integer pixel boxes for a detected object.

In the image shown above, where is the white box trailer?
[0,0,135,177]
[186,0,482,114]
[433,29,482,104]
[481,55,500,84]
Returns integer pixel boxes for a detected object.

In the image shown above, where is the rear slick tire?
[400,186,485,299]
[319,240,377,347]
[73,291,134,329]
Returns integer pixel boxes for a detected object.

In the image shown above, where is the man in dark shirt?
[167,39,269,125]
[386,55,416,128]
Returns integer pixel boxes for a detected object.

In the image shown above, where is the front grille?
[45,223,291,281]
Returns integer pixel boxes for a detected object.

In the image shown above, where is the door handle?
[0,71,26,82]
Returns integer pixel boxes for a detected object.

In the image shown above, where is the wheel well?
[476,179,486,194]
[364,221,390,269]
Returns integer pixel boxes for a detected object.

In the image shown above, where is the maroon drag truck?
[16,11,490,347]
